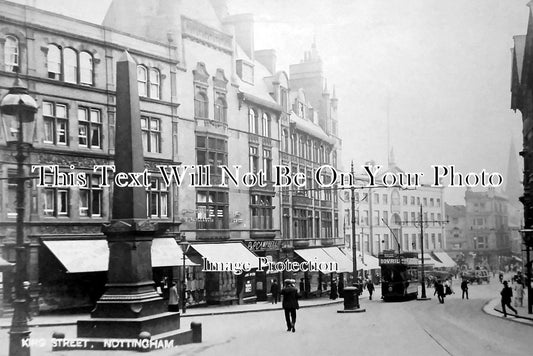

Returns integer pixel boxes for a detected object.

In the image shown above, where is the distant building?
[445,204,467,267]
[464,188,511,270]
[344,154,446,258]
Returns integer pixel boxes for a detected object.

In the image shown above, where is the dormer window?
[280,87,288,112]
[298,102,305,119]
[236,59,254,84]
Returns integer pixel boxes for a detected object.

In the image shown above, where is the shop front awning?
[419,253,445,268]
[342,250,381,271]
[322,247,354,273]
[294,247,340,272]
[359,252,380,270]
[433,252,457,268]
[190,242,260,269]
[42,237,197,273]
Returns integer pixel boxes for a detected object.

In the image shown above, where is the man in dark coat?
[270,279,279,304]
[434,280,445,304]
[367,279,375,300]
[461,279,469,300]
[500,281,517,317]
[330,279,338,300]
[338,278,345,298]
[281,279,299,332]
[299,278,305,298]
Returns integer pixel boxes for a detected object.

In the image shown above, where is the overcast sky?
[13,0,529,204]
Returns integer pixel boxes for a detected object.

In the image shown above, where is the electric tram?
[378,250,419,301]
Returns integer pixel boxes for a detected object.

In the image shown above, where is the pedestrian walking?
[270,279,279,304]
[498,272,504,284]
[500,281,518,317]
[168,282,180,312]
[367,279,375,300]
[338,277,345,298]
[330,279,338,300]
[281,279,299,333]
[461,279,469,300]
[514,280,524,308]
[299,278,305,298]
[434,280,445,304]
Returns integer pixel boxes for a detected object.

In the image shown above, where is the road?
[2,280,532,356]
[174,280,532,356]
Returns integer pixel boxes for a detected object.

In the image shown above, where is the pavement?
[484,297,533,326]
[2,281,533,330]
[0,295,345,329]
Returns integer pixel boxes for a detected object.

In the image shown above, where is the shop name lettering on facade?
[246,240,281,251]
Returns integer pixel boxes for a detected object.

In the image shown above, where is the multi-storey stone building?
[0,0,344,311]
[445,188,512,270]
[342,156,448,270]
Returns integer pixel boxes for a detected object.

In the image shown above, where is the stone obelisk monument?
[74,51,200,350]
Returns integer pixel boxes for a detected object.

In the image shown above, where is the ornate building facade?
[0,0,344,311]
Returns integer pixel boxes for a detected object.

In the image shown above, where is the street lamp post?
[1,78,38,356]
[338,161,365,313]
[179,236,190,314]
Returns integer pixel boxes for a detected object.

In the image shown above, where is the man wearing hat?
[500,280,518,317]
[280,279,299,332]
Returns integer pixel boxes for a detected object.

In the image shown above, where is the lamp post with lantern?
[1,78,38,356]
[179,235,190,314]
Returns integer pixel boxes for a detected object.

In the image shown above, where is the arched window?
[194,91,208,118]
[4,35,19,72]
[291,134,297,155]
[47,44,61,80]
[149,68,160,99]
[79,51,93,85]
[262,113,271,137]
[63,48,77,83]
[248,108,258,134]
[137,65,147,97]
[214,96,227,123]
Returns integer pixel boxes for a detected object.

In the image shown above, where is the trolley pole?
[419,205,428,299]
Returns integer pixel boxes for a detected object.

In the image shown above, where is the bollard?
[138,331,151,352]
[191,322,202,343]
